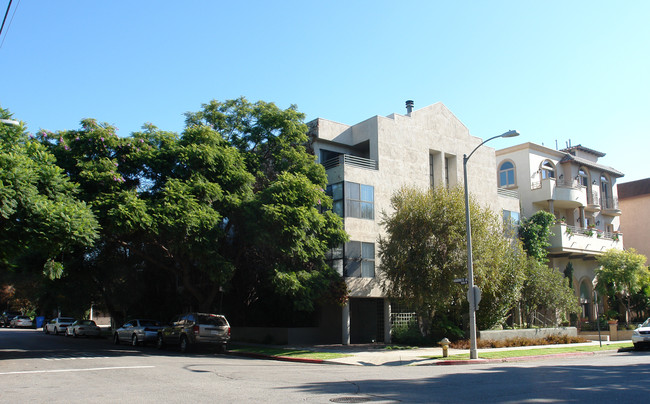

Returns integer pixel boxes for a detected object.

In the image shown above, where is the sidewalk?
[229,340,631,366]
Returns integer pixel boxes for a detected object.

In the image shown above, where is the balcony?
[548,224,623,257]
[585,190,601,213]
[531,178,586,209]
[322,154,378,171]
[601,197,622,216]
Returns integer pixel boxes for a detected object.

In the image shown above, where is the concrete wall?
[479,327,578,341]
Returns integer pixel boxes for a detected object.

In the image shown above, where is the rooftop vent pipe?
[405,100,414,115]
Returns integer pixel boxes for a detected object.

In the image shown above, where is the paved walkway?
[236,340,632,366]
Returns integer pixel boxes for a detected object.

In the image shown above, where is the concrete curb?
[228,351,327,364]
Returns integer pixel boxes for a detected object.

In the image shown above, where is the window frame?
[498,160,516,188]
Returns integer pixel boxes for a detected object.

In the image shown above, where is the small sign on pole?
[467,285,481,311]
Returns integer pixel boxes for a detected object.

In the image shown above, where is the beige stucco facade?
[496,142,624,321]
[309,102,511,343]
[618,179,650,259]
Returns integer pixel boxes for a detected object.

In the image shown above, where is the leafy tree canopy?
[0,106,98,279]
[596,248,649,321]
[36,98,347,321]
[518,210,556,263]
[378,186,527,335]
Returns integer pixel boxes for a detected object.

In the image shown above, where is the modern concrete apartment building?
[618,178,650,259]
[496,143,624,321]
[308,101,513,344]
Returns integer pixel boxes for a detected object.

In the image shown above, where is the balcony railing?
[498,187,519,199]
[601,197,619,210]
[549,223,623,255]
[587,190,600,206]
[322,154,378,170]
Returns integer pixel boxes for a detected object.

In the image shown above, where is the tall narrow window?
[499,161,516,187]
[326,182,344,217]
[578,168,588,187]
[429,154,435,189]
[444,157,449,188]
[541,160,555,179]
[601,175,610,208]
[326,244,344,276]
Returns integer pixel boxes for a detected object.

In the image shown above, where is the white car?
[44,317,76,335]
[632,318,650,350]
[65,319,101,338]
[10,315,33,328]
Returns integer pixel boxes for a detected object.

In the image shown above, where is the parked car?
[114,319,163,346]
[65,319,101,338]
[1,311,21,327]
[44,317,76,335]
[10,315,33,328]
[632,317,650,350]
[157,313,230,353]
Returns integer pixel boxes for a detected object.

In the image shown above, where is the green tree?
[185,98,348,321]
[519,257,580,326]
[518,211,556,263]
[44,118,254,316]
[42,98,348,323]
[378,186,526,336]
[596,248,649,322]
[0,106,98,280]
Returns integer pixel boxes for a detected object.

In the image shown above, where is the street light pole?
[463,129,519,359]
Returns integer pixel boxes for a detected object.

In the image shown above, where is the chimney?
[405,100,414,115]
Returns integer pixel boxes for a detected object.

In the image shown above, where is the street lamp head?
[0,119,20,126]
[500,130,520,138]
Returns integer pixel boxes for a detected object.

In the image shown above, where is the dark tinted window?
[198,314,227,326]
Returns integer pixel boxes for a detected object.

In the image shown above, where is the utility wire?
[0,0,13,38]
[0,0,19,49]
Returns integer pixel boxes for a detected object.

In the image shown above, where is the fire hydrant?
[439,338,451,358]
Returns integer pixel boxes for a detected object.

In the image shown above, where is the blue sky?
[1,1,648,182]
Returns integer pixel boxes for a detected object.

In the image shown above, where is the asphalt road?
[1,328,649,403]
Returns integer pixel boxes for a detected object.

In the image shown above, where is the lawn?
[439,342,634,360]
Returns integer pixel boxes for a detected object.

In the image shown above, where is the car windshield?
[641,318,650,328]
[18,316,30,320]
[140,320,161,327]
[80,320,96,325]
[198,314,227,326]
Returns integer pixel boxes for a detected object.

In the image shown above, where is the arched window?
[578,168,588,187]
[499,161,516,187]
[541,160,555,179]
[579,280,591,319]
[601,174,611,208]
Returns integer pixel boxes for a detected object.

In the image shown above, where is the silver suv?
[157,313,230,353]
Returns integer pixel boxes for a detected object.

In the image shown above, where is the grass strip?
[438,342,633,360]
[228,344,350,360]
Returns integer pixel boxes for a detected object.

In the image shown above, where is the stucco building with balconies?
[496,143,624,321]
[308,101,511,344]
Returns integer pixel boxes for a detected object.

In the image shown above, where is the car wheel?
[73,329,78,338]
[179,335,190,353]
[217,343,227,354]
[131,334,139,347]
[156,334,165,350]
[113,333,120,345]
[54,327,59,335]
[44,326,49,334]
